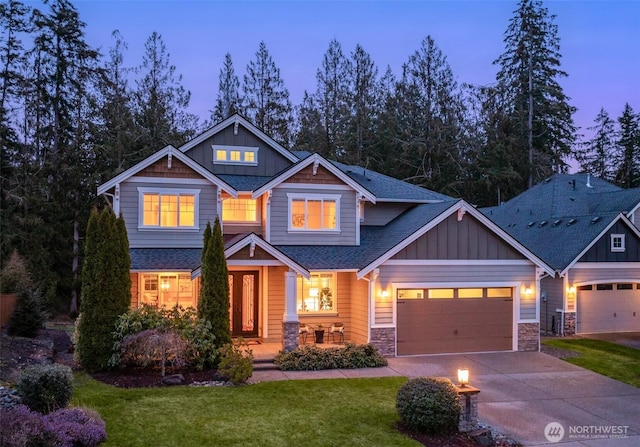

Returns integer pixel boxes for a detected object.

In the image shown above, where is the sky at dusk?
[63,1,639,153]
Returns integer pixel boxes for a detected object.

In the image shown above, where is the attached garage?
[396,286,514,355]
[577,283,640,333]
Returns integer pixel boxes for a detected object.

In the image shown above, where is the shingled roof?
[482,174,640,271]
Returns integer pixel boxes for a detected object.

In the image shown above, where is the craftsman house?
[483,174,640,336]
[98,114,555,356]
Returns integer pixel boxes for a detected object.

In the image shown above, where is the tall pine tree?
[211,52,242,124]
[614,103,640,188]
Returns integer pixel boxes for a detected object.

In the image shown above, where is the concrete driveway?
[252,351,640,446]
[580,332,640,350]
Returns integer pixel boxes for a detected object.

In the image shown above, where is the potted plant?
[314,324,325,344]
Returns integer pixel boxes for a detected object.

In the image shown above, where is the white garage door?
[577,284,640,333]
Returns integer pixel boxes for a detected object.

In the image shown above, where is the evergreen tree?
[77,208,131,372]
[198,218,230,348]
[494,0,576,189]
[243,41,293,146]
[211,52,242,123]
[293,91,324,154]
[134,31,198,158]
[576,108,617,181]
[613,103,640,188]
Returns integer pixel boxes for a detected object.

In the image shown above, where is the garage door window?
[596,284,613,291]
[428,289,454,299]
[397,287,513,300]
[397,289,424,299]
[458,288,483,299]
[617,283,633,290]
[487,288,512,298]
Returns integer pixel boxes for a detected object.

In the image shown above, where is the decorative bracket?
[167,152,172,169]
[312,159,319,176]
[457,208,466,222]
[266,190,272,205]
[249,240,256,258]
[234,120,239,135]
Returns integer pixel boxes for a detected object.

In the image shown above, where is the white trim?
[136,187,201,230]
[561,213,640,276]
[572,262,640,269]
[610,234,626,252]
[180,114,299,163]
[383,259,534,266]
[287,192,341,232]
[279,183,353,191]
[358,201,554,279]
[573,278,640,286]
[253,153,376,203]
[376,198,447,204]
[125,177,212,185]
[212,144,259,166]
[227,260,284,266]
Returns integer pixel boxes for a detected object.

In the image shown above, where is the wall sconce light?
[380,290,389,299]
[160,280,170,292]
[457,368,469,387]
[524,287,533,297]
[567,286,576,299]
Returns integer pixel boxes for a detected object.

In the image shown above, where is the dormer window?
[610,234,625,252]
[213,145,258,166]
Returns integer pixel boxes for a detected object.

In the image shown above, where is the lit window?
[288,194,340,231]
[397,289,424,299]
[212,145,258,166]
[487,288,512,298]
[611,234,625,252]
[297,273,335,313]
[428,289,454,299]
[458,288,483,299]
[140,273,196,308]
[138,188,199,229]
[222,197,257,223]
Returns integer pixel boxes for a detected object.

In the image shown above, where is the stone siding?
[370,327,395,357]
[563,312,576,336]
[282,321,299,352]
[517,322,540,351]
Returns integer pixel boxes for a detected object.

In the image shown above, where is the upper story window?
[138,187,199,229]
[297,272,336,313]
[222,197,258,223]
[212,145,258,166]
[611,234,625,252]
[287,193,340,232]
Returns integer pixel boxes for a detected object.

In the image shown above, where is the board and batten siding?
[119,179,218,248]
[392,213,525,261]
[186,125,293,177]
[578,221,640,263]
[268,187,357,245]
[540,276,564,334]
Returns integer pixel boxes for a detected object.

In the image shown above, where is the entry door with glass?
[228,271,259,338]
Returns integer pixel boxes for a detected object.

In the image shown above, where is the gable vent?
[591,216,601,224]
[552,219,562,227]
[538,220,548,228]
[566,218,577,226]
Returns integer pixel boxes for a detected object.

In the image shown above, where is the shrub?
[396,376,461,435]
[0,249,33,294]
[217,338,254,385]
[17,364,74,414]
[43,407,107,447]
[119,328,188,377]
[110,305,217,370]
[7,288,47,338]
[274,343,388,371]
[0,405,107,447]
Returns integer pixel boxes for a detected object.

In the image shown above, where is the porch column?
[282,270,299,351]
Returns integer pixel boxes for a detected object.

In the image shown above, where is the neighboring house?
[98,114,555,356]
[483,174,640,336]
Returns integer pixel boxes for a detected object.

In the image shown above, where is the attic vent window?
[213,145,258,166]
[552,219,562,227]
[566,218,577,226]
[538,220,547,228]
[591,216,601,224]
[611,234,625,252]
[527,222,535,228]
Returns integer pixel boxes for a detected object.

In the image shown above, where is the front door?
[228,271,259,338]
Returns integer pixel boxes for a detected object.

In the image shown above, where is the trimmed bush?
[7,288,47,338]
[17,364,74,414]
[0,404,106,447]
[396,376,461,435]
[217,338,254,385]
[274,343,388,371]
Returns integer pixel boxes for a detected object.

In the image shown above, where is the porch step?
[252,357,279,371]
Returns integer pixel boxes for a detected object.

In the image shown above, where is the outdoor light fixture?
[567,286,576,299]
[380,290,389,299]
[160,280,170,291]
[524,287,533,297]
[457,368,469,387]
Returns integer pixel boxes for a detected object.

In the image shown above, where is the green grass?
[72,374,420,447]
[542,338,640,388]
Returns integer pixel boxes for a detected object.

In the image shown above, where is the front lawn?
[542,338,640,388]
[73,374,419,447]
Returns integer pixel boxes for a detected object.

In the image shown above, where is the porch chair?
[329,322,345,344]
[299,323,311,344]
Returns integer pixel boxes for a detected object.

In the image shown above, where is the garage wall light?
[380,290,389,299]
[566,286,576,299]
[524,287,533,297]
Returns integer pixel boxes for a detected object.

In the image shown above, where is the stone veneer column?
[282,321,299,352]
[282,271,299,352]
[370,327,395,356]
[563,312,576,335]
[455,385,480,433]
[517,322,540,351]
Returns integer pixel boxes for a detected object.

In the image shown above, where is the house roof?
[130,248,202,271]
[482,173,640,272]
